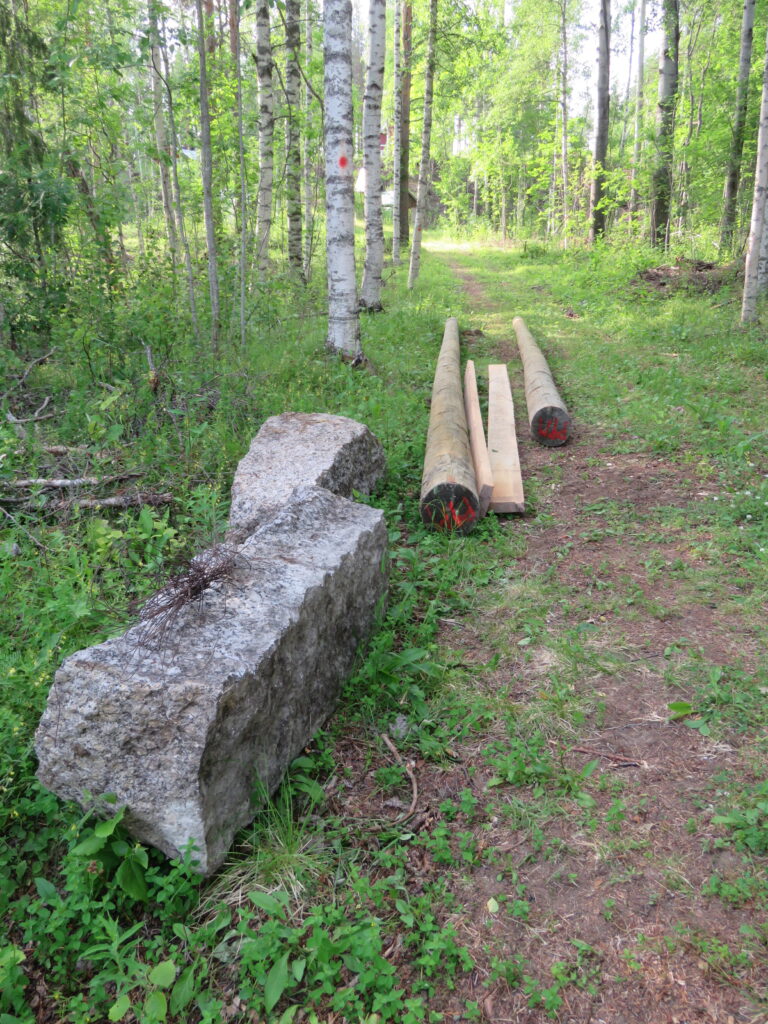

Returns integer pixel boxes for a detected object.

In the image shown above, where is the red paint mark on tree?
[537,417,568,441]
[432,496,477,531]
[338,154,349,168]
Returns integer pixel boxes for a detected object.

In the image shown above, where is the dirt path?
[379,253,767,1023]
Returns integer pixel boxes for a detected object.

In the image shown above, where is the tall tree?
[558,0,570,244]
[650,0,679,247]
[148,0,177,256]
[399,0,413,248]
[628,0,646,215]
[741,25,768,322]
[360,0,386,310]
[195,0,220,348]
[255,0,274,273]
[285,0,303,276]
[303,0,315,279]
[323,0,361,356]
[589,0,610,241]
[721,0,756,252]
[407,0,437,289]
[392,0,402,264]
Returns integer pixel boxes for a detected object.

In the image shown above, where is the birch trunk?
[160,19,199,341]
[741,25,768,323]
[559,0,569,245]
[195,0,220,350]
[391,0,402,264]
[628,0,646,215]
[650,0,679,247]
[360,0,386,310]
[720,0,756,252]
[234,0,247,346]
[589,0,610,241]
[324,0,361,356]
[255,0,274,273]
[407,0,437,290]
[399,0,413,248]
[148,0,176,256]
[303,0,315,279]
[285,0,303,277]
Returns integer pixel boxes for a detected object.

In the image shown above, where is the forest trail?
[375,244,766,1022]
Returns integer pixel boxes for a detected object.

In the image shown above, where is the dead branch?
[5,401,54,424]
[7,472,142,489]
[59,492,173,510]
[0,349,56,403]
[381,733,419,820]
[0,506,48,551]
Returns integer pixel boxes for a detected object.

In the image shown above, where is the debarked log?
[420,318,479,533]
[513,316,572,446]
[463,360,493,518]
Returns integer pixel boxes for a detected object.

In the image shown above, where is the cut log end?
[531,406,572,447]
[420,483,479,534]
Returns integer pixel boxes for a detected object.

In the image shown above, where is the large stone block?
[228,412,386,540]
[35,486,387,874]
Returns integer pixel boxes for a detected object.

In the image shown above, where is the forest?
[2,0,768,1021]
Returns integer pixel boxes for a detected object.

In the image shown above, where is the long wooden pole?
[420,319,479,533]
[463,360,493,518]
[513,316,572,446]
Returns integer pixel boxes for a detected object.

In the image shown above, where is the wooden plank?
[463,360,494,518]
[513,316,572,446]
[419,318,480,533]
[487,363,525,514]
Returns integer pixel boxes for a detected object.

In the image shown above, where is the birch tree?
[589,0,610,241]
[194,0,220,349]
[650,0,679,247]
[324,0,361,356]
[392,0,402,264]
[303,0,315,279]
[360,0,386,310]
[558,0,570,244]
[741,25,768,323]
[148,0,176,256]
[285,0,303,276]
[720,0,756,252]
[255,0,274,273]
[407,0,437,290]
[628,0,646,215]
[399,0,413,248]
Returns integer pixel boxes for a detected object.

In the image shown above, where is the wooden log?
[463,360,493,518]
[420,318,479,533]
[487,364,525,514]
[513,316,572,446]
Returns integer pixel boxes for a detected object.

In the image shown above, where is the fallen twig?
[0,506,48,552]
[0,349,55,403]
[55,491,173,510]
[381,733,419,820]
[572,745,641,768]
[8,472,142,489]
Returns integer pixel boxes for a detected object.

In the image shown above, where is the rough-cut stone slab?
[228,412,386,540]
[35,486,387,874]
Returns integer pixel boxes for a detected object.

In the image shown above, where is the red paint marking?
[434,496,477,531]
[338,154,349,168]
[538,416,568,441]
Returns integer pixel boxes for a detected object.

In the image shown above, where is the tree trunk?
[160,17,199,341]
[399,0,413,248]
[323,0,361,356]
[233,0,247,346]
[303,0,315,279]
[195,0,220,350]
[391,0,402,264]
[255,0,274,273]
[721,0,756,252]
[650,0,679,247]
[559,0,569,246]
[741,25,768,323]
[407,0,437,290]
[148,0,177,256]
[629,0,646,215]
[360,0,386,310]
[285,0,303,277]
[589,0,610,241]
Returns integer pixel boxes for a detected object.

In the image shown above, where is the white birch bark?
[255,0,274,273]
[324,0,361,356]
[407,0,437,291]
[721,0,756,251]
[392,0,402,264]
[285,0,303,276]
[628,0,646,215]
[360,0,386,310]
[741,25,768,322]
[194,0,220,350]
